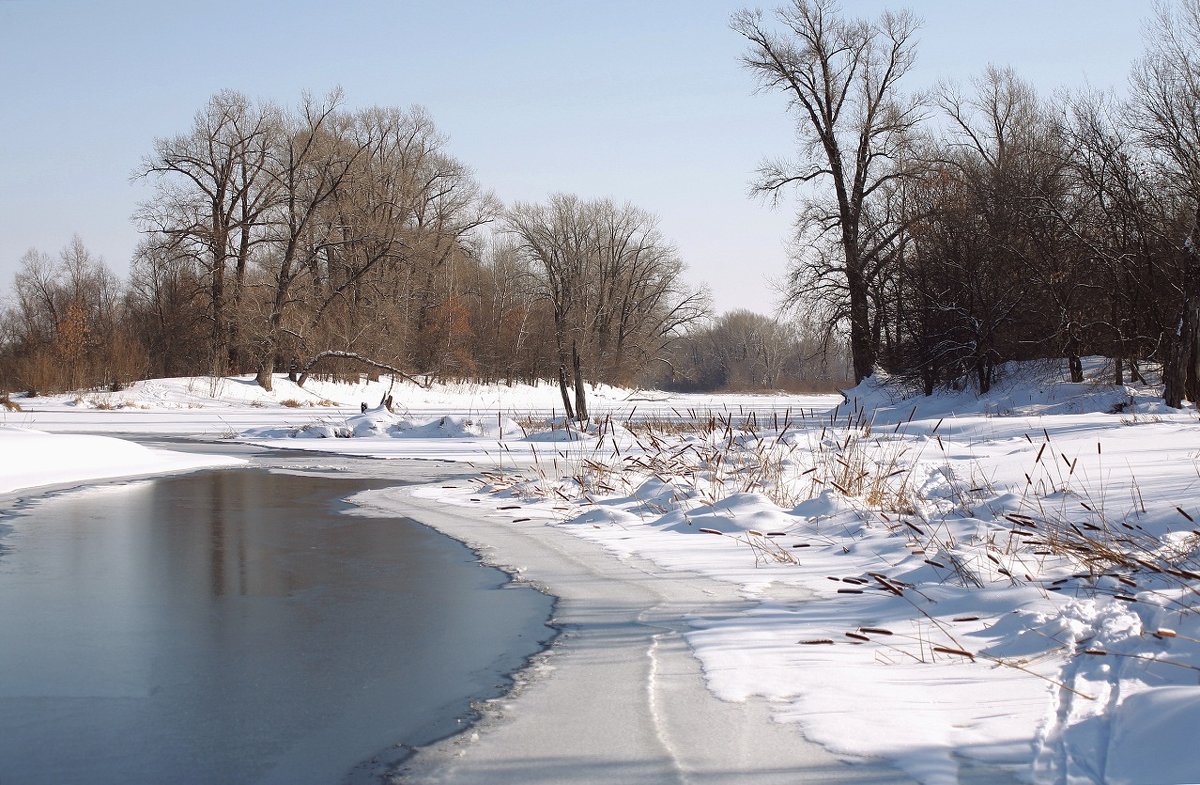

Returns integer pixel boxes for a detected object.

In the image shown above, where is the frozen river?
[0,466,555,784]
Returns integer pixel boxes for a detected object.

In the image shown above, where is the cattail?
[868,573,904,596]
[933,646,975,660]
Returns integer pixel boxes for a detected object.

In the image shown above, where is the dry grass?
[492,407,920,514]
[279,399,305,408]
[490,402,1200,624]
[0,394,21,412]
[477,396,1200,697]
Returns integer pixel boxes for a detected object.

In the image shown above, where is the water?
[0,469,555,785]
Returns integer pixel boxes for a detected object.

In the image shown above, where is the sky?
[0,0,1151,316]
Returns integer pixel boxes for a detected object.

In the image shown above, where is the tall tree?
[137,90,279,374]
[1131,0,1200,406]
[733,0,923,383]
[252,91,369,390]
[505,195,707,420]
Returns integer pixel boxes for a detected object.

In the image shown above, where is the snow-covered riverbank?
[3,366,1197,785]
[0,426,244,496]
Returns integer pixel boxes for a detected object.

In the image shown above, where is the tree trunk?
[572,340,588,422]
[208,205,231,377]
[228,226,252,373]
[557,364,575,421]
[1169,213,1200,407]
[1129,358,1146,384]
[976,356,992,395]
[1187,299,1200,403]
[256,354,275,392]
[1163,300,1196,408]
[846,263,875,384]
[1068,354,1083,384]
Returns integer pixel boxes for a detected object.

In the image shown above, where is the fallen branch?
[295,350,430,389]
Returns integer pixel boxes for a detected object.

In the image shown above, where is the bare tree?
[937,67,1081,388]
[125,240,210,377]
[506,195,707,419]
[293,106,496,385]
[1062,89,1167,385]
[1131,0,1200,406]
[505,195,594,419]
[251,91,370,390]
[8,237,135,392]
[136,90,279,374]
[733,0,924,383]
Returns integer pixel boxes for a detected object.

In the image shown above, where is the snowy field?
[2,364,1199,784]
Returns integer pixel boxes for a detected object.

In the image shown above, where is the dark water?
[0,469,555,785]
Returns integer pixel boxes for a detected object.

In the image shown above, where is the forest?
[4,0,1200,411]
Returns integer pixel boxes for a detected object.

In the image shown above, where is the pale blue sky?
[0,0,1149,314]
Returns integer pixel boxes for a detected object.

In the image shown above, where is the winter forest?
[5,0,1200,412]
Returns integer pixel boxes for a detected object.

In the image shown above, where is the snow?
[0,425,243,496]
[4,362,1200,784]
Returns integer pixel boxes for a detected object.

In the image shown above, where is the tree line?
[737,0,1200,406]
[1,90,776,411]
[16,0,1186,409]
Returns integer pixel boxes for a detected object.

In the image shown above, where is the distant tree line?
[651,309,850,392]
[1,90,764,411]
[737,0,1200,406]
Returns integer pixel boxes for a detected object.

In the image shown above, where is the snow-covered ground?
[3,364,1198,784]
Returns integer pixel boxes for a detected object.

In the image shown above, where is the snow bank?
[10,375,637,414]
[242,407,528,440]
[839,357,1188,427]
[0,426,244,495]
